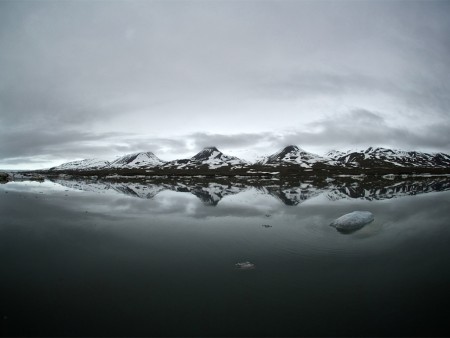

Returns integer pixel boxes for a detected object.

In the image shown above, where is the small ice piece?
[235,261,255,270]
[330,211,374,233]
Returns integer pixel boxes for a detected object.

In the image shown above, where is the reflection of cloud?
[3,179,450,252]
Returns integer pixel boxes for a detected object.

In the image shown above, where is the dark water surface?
[1,178,450,336]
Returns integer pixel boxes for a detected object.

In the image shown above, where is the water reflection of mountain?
[51,176,450,206]
[164,182,246,206]
[326,178,450,201]
[257,183,324,206]
[52,179,247,206]
[53,179,165,199]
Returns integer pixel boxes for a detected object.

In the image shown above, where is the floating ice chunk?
[330,211,374,233]
[235,262,255,270]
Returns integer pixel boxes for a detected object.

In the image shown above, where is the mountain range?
[48,145,450,173]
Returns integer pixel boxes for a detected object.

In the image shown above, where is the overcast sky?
[1,0,450,169]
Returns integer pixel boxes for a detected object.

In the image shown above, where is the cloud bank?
[1,1,449,168]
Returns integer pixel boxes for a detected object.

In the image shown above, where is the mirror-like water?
[1,178,450,336]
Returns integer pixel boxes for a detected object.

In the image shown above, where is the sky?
[1,0,450,169]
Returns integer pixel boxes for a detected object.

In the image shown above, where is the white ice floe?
[330,211,374,232]
[235,262,255,270]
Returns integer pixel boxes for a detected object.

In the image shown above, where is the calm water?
[1,178,450,336]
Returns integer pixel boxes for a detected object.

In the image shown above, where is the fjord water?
[1,179,450,336]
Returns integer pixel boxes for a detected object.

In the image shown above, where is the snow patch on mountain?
[51,159,110,171]
[324,150,346,159]
[110,152,165,168]
[164,147,248,169]
[335,147,450,168]
[259,145,331,168]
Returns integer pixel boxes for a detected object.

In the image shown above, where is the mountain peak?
[259,145,323,166]
[192,147,222,161]
[162,147,247,169]
[51,158,110,171]
[110,151,165,168]
[334,147,450,168]
[283,145,300,152]
[325,149,345,158]
[202,146,219,151]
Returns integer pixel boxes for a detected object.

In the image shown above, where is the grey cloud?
[252,1,450,117]
[0,156,56,166]
[184,110,450,155]
[258,72,402,101]
[188,132,274,149]
[110,138,190,159]
[277,109,450,152]
[1,107,448,168]
[260,71,450,118]
[1,1,449,168]
[0,129,129,159]
[3,1,449,119]
[0,127,191,165]
[183,108,450,155]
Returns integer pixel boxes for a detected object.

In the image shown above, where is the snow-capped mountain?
[333,147,450,168]
[50,158,110,171]
[47,146,450,173]
[163,147,247,170]
[50,151,165,171]
[258,145,330,168]
[324,150,345,158]
[110,152,165,169]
